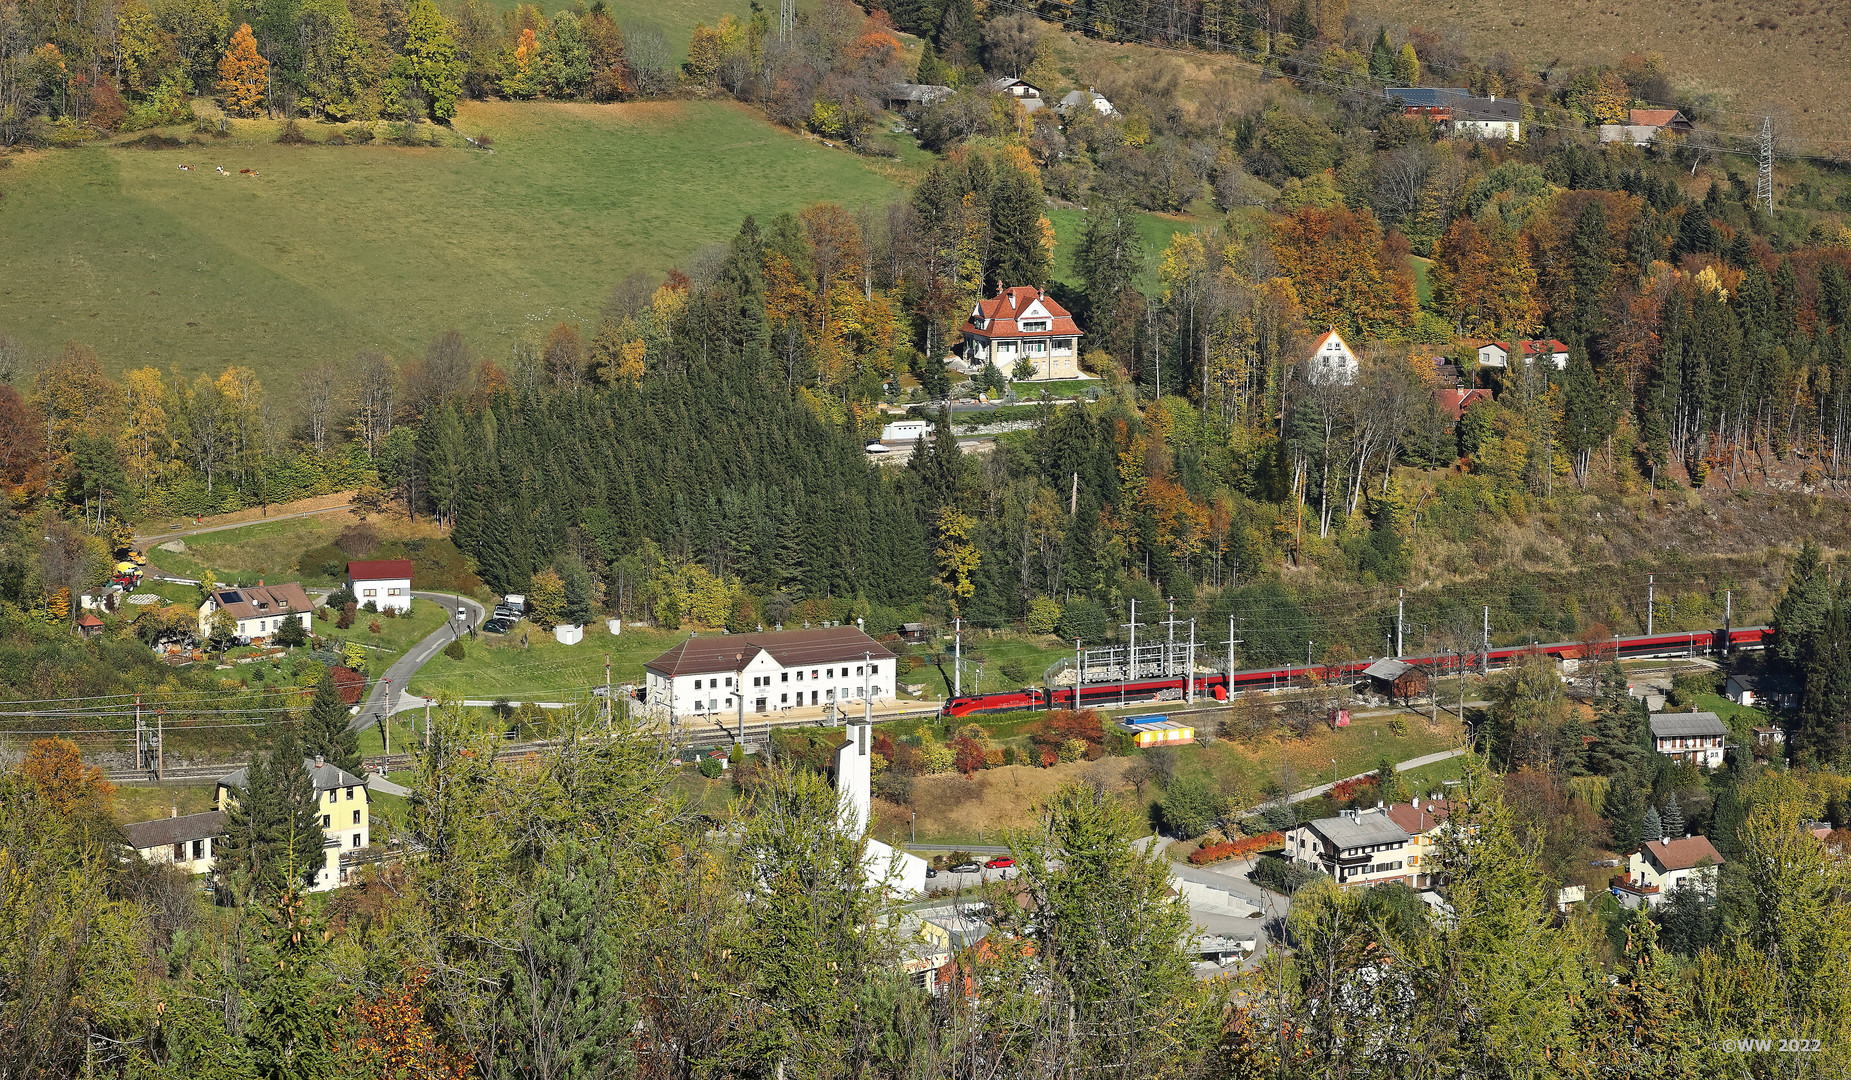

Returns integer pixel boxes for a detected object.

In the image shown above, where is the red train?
[941,625,1769,718]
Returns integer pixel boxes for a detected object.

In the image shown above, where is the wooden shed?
[1363,658,1429,702]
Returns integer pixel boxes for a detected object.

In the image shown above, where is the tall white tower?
[836,721,874,836]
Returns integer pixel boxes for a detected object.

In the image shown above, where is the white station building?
[643,625,898,721]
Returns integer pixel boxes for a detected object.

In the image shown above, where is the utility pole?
[1756,116,1775,214]
[1396,588,1404,657]
[135,694,143,771]
[1482,605,1490,675]
[1647,574,1655,636]
[1074,638,1083,710]
[1725,589,1733,658]
[1225,617,1242,702]
[1186,618,1197,704]
[734,653,745,745]
[953,618,962,699]
[155,712,164,781]
[1164,597,1177,678]
[864,650,872,725]
[605,653,612,732]
[1121,599,1143,708]
[425,700,432,751]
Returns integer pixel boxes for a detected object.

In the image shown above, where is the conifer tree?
[216,24,269,118]
[302,670,360,774]
[985,165,1052,290]
[215,730,326,904]
[1770,540,1831,665]
[247,887,342,1079]
[1641,804,1663,844]
[1605,772,1645,851]
[1660,793,1684,839]
[1797,581,1851,765]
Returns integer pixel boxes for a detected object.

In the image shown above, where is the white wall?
[354,577,412,613]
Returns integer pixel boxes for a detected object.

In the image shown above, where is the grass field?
[1410,255,1432,308]
[114,783,219,822]
[146,515,350,585]
[0,100,901,395]
[1047,208,1194,293]
[408,620,694,700]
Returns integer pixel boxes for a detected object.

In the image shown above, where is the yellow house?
[1120,717,1195,748]
[1385,797,1454,891]
[217,755,371,891]
[123,810,226,875]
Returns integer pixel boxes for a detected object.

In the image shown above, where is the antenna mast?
[1756,116,1774,215]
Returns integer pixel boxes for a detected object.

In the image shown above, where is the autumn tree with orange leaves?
[348,969,474,1080]
[22,737,113,816]
[216,24,269,117]
[1270,205,1418,340]
[1430,215,1541,338]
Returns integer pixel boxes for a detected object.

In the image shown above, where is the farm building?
[1362,658,1429,701]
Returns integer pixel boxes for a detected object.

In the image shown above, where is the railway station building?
[643,625,897,721]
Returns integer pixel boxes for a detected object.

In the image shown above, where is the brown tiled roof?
[1638,835,1724,872]
[646,626,896,678]
[1436,388,1492,420]
[1628,108,1685,128]
[207,582,313,623]
[76,612,105,627]
[122,811,225,851]
[1384,799,1453,835]
[961,286,1081,341]
[348,559,414,581]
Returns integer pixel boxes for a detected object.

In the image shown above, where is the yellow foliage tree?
[216,24,269,118]
[934,506,980,615]
[121,367,174,495]
[23,737,114,815]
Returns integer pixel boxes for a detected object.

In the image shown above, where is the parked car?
[984,856,1015,870]
[482,618,513,634]
[948,862,981,874]
[925,866,938,878]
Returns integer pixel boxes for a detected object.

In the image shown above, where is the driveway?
[347,591,486,733]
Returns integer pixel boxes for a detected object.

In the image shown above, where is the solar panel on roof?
[221,591,243,604]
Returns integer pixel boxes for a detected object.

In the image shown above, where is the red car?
[984,856,1015,870]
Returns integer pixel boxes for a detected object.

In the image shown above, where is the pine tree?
[247,888,343,1079]
[1770,540,1831,665]
[1559,341,1611,489]
[1660,793,1684,839]
[914,39,949,86]
[302,671,361,774]
[1589,662,1647,779]
[1568,199,1612,342]
[1367,29,1395,82]
[216,24,269,118]
[1641,804,1663,844]
[216,730,326,904]
[1605,771,1645,853]
[1797,582,1851,765]
[985,166,1052,290]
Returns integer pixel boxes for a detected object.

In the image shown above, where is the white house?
[1477,339,1568,371]
[123,810,226,875]
[959,285,1083,381]
[1649,712,1728,767]
[1725,672,1799,710]
[882,419,931,444]
[1058,88,1118,117]
[348,559,414,614]
[1306,328,1359,386]
[643,625,897,721]
[1450,95,1521,140]
[991,76,1044,112]
[1614,835,1724,910]
[1283,807,1413,888]
[217,755,372,892]
[197,582,314,642]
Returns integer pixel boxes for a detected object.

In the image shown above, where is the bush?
[368,620,382,634]
[1056,598,1109,643]
[1250,855,1325,896]
[874,770,913,804]
[1189,831,1283,865]
[362,600,378,614]
[1160,774,1221,838]
[1000,660,1028,683]
[276,118,310,144]
[697,757,723,780]
[443,638,465,660]
[274,618,307,647]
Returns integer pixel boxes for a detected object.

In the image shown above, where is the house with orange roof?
[1612,834,1723,910]
[1598,110,1692,147]
[959,284,1082,381]
[1476,339,1568,371]
[1306,328,1358,385]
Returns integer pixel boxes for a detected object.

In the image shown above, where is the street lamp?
[1331,757,1338,789]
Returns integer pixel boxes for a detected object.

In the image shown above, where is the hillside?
[0,100,901,393]
[1349,0,1848,147]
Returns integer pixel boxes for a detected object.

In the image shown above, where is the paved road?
[348,592,486,733]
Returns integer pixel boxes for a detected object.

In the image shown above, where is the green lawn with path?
[1046,208,1194,293]
[0,100,901,395]
[146,515,347,586]
[408,621,695,701]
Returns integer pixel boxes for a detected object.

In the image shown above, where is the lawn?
[1410,255,1433,308]
[408,621,694,700]
[146,514,350,585]
[905,630,1080,698]
[113,783,219,822]
[1046,208,1195,293]
[0,100,901,395]
[329,597,453,680]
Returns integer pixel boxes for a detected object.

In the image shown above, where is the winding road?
[346,591,486,734]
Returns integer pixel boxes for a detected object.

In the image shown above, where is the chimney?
[170,804,177,818]
[315,754,325,769]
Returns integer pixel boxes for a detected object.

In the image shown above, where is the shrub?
[368,620,382,634]
[276,118,310,144]
[697,757,723,780]
[952,735,985,775]
[1189,831,1283,865]
[874,770,913,804]
[444,638,465,661]
[1000,660,1028,683]
[274,618,307,647]
[1160,774,1220,838]
[362,600,378,614]
[1251,855,1326,895]
[1058,738,1087,763]
[330,665,366,704]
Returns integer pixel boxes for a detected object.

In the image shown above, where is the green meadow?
[0,100,901,395]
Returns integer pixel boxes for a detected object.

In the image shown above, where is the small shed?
[1119,715,1195,748]
[76,612,105,638]
[1726,672,1799,710]
[899,622,929,644]
[1363,658,1429,702]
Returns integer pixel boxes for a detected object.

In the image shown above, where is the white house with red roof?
[348,559,414,613]
[1477,339,1568,371]
[959,285,1082,381]
[1306,328,1359,385]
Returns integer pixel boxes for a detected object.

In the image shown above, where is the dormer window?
[971,318,986,330]
[1021,320,1049,332]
